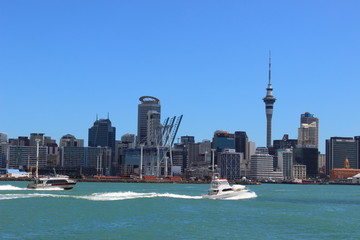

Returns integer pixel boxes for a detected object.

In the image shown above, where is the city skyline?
[1,1,360,153]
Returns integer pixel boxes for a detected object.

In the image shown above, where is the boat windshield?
[211,180,230,188]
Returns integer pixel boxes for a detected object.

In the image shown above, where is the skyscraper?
[137,96,161,146]
[235,131,248,159]
[298,112,319,148]
[88,118,116,151]
[88,118,116,175]
[263,54,276,147]
[326,137,358,175]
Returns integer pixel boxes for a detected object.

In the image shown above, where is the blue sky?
[1,1,359,153]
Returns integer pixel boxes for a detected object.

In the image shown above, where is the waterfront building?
[0,142,8,168]
[60,134,84,147]
[263,54,276,147]
[292,164,306,180]
[326,137,358,175]
[137,96,161,146]
[318,153,326,176]
[298,112,319,148]
[61,146,85,167]
[7,145,47,171]
[171,146,186,175]
[293,147,318,177]
[249,147,282,180]
[219,149,242,180]
[85,147,112,176]
[277,148,293,180]
[146,110,161,146]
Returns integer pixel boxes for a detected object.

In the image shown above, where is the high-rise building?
[293,147,319,177]
[146,110,161,146]
[137,96,161,146]
[326,137,358,175]
[219,149,242,180]
[88,118,116,175]
[88,118,116,150]
[298,112,319,148]
[235,131,249,159]
[249,147,278,180]
[277,149,293,180]
[212,130,235,153]
[263,54,276,147]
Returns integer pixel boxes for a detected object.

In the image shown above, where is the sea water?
[1,182,360,240]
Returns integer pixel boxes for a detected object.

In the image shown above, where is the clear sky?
[1,1,359,153]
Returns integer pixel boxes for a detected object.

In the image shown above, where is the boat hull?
[202,190,250,199]
[27,182,76,190]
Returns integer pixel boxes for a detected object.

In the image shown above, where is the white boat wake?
[75,191,203,201]
[0,185,26,191]
[0,184,256,201]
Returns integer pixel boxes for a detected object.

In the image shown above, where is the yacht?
[27,139,76,190]
[202,177,249,199]
[202,149,252,199]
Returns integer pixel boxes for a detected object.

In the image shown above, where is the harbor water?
[1,181,360,239]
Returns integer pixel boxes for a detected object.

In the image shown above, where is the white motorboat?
[27,139,76,190]
[202,177,250,199]
[27,175,76,190]
[202,149,254,199]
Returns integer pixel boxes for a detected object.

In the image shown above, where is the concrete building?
[137,96,161,146]
[249,147,279,180]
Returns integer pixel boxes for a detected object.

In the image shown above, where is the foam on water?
[0,185,26,191]
[76,191,203,201]
[0,193,65,200]
[0,184,64,191]
[222,191,258,200]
